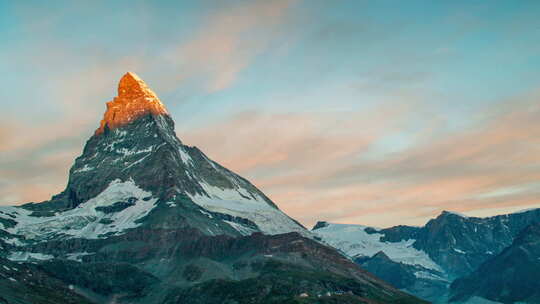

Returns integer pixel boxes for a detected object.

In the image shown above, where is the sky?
[1,0,540,228]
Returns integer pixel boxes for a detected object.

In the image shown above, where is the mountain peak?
[95,72,168,135]
[440,210,468,218]
[312,221,329,230]
[117,71,154,99]
[372,250,391,260]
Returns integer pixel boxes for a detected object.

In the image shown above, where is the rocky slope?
[0,72,424,304]
[450,222,540,304]
[313,209,540,303]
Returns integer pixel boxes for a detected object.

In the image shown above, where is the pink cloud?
[166,0,298,92]
[180,90,540,227]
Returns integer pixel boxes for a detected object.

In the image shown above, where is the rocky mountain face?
[313,209,540,303]
[414,210,540,278]
[450,222,540,304]
[0,72,424,304]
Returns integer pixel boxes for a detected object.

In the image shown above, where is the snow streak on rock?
[189,181,307,236]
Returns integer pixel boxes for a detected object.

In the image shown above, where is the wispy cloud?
[180,90,540,227]
[166,0,298,92]
[181,101,414,174]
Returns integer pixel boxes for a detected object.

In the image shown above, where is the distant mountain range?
[0,72,423,304]
[313,209,540,303]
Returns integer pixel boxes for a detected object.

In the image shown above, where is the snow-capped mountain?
[313,208,540,303]
[312,221,449,302]
[1,72,305,247]
[0,72,424,304]
[312,222,441,271]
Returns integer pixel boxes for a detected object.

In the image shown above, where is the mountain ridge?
[313,208,540,303]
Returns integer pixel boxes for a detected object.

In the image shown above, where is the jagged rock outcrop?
[96,72,168,135]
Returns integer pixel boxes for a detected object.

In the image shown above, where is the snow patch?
[188,182,306,236]
[66,252,92,262]
[178,147,194,166]
[313,223,442,271]
[74,164,94,173]
[115,129,128,137]
[414,271,448,282]
[1,237,24,246]
[223,220,256,235]
[0,180,158,242]
[123,153,152,170]
[8,252,54,262]
[116,146,153,156]
[199,210,213,218]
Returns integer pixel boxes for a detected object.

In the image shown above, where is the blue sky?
[1,0,540,227]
